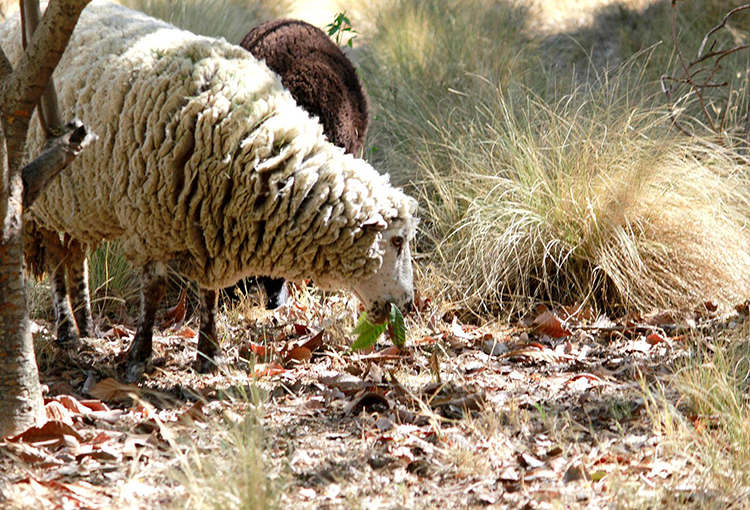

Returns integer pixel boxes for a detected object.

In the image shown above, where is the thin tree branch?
[660,74,693,137]
[21,0,62,135]
[663,2,750,138]
[697,4,750,58]
[21,119,95,207]
[0,0,90,120]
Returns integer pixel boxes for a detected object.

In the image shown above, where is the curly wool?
[240,19,370,155]
[2,1,415,290]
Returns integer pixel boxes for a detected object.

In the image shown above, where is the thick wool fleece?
[240,19,370,155]
[1,1,415,290]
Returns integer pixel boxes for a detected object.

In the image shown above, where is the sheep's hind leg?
[124,261,167,382]
[195,288,223,373]
[43,235,78,345]
[258,277,288,310]
[65,239,94,338]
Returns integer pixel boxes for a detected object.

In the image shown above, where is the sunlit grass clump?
[631,329,750,507]
[355,0,534,178]
[165,397,281,510]
[417,73,750,313]
[355,0,750,314]
[87,241,141,319]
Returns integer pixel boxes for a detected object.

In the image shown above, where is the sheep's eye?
[391,236,404,249]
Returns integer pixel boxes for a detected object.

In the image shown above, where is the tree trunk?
[0,0,92,436]
[0,119,44,436]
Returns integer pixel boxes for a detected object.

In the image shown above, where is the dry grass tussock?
[427,84,750,313]
[354,0,532,170]
[354,0,750,315]
[163,397,282,510]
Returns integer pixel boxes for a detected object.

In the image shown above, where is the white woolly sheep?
[3,1,417,381]
[228,17,373,309]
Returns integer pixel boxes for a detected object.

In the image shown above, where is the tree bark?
[0,118,44,436]
[22,119,95,207]
[0,0,91,436]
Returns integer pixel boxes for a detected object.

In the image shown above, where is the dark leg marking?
[125,261,167,382]
[66,240,94,338]
[49,260,78,345]
[43,235,78,345]
[195,288,223,373]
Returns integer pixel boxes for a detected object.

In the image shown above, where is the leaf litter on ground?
[14,282,750,508]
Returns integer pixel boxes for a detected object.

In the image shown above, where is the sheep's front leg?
[65,239,94,338]
[125,261,167,382]
[195,288,223,373]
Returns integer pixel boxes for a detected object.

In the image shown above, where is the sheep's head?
[352,215,416,324]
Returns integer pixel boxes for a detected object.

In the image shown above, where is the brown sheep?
[240,19,370,155]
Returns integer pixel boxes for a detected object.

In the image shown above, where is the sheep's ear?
[363,214,387,232]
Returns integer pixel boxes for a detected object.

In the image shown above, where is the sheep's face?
[352,218,415,324]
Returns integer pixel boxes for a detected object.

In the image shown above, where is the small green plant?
[351,303,406,350]
[326,11,357,48]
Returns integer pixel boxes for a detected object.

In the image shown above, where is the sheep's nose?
[402,299,413,315]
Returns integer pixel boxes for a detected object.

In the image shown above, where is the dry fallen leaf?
[355,345,403,362]
[646,332,668,346]
[7,420,83,444]
[291,328,325,352]
[176,400,207,424]
[432,392,486,412]
[87,378,141,403]
[253,362,285,377]
[321,373,367,394]
[161,287,188,328]
[344,391,391,414]
[44,401,74,425]
[102,325,134,340]
[287,346,313,362]
[533,310,572,338]
[173,326,196,339]
[2,441,53,465]
[49,395,93,415]
[293,324,311,335]
[502,345,574,364]
[240,342,270,359]
[77,399,111,413]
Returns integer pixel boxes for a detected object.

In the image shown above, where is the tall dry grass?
[354,0,533,177]
[117,0,290,43]
[423,77,750,314]
[355,0,750,314]
[628,328,750,507]
[166,403,281,510]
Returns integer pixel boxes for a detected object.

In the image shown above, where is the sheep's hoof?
[262,278,288,310]
[76,321,95,339]
[124,358,151,383]
[55,322,79,347]
[265,282,289,310]
[193,354,224,374]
